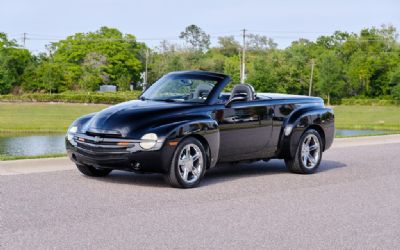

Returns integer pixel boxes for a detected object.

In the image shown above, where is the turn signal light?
[117,141,130,146]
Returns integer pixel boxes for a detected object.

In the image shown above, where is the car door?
[215,101,274,162]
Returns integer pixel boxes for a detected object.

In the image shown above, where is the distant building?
[99,85,117,92]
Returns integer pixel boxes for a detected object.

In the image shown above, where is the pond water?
[0,129,397,158]
[335,129,392,137]
[0,134,66,157]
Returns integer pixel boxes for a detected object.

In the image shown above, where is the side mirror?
[225,93,248,107]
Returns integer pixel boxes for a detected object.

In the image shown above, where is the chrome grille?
[74,133,138,155]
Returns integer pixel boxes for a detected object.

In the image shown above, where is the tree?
[38,62,67,93]
[217,36,240,57]
[247,57,278,92]
[246,34,277,51]
[223,56,241,85]
[1,24,400,103]
[50,26,143,91]
[282,39,314,95]
[147,40,184,83]
[79,52,108,91]
[390,65,400,100]
[0,33,34,94]
[179,25,210,52]
[316,51,345,104]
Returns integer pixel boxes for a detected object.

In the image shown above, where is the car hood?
[81,100,195,138]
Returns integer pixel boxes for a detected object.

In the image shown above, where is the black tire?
[285,129,323,174]
[76,164,112,177]
[164,137,207,188]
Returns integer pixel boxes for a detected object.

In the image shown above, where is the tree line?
[1,25,400,103]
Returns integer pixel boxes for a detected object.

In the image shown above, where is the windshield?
[141,74,219,103]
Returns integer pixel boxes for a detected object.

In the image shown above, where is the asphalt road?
[1,136,400,249]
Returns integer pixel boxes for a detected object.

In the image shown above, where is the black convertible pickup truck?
[66,71,335,188]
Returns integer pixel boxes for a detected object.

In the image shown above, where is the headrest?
[229,84,255,101]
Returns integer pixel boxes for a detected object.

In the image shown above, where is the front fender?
[68,113,97,133]
[151,119,220,171]
[278,107,334,158]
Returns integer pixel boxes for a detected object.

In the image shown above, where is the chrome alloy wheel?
[300,134,320,169]
[177,143,204,184]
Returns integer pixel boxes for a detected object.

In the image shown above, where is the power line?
[11,30,400,43]
[20,36,399,43]
[247,29,335,33]
[9,31,400,54]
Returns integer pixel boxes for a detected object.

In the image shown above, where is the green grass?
[1,103,400,133]
[0,153,66,161]
[335,132,400,138]
[333,105,400,131]
[0,102,108,133]
[0,103,399,161]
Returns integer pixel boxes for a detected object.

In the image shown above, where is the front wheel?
[76,164,112,177]
[164,137,207,188]
[285,129,323,174]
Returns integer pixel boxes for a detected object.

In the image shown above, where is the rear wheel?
[285,129,323,174]
[76,164,112,177]
[164,137,206,188]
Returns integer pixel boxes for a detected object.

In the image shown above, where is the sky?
[1,0,399,53]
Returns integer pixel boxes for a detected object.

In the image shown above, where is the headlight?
[69,126,78,134]
[140,133,158,150]
[67,126,78,141]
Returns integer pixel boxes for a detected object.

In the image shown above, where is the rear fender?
[278,107,334,158]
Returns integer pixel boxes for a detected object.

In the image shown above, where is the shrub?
[392,84,400,101]
[341,98,400,106]
[0,91,142,104]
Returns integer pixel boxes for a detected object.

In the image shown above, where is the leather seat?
[229,84,256,101]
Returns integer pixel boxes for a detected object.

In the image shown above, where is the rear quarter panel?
[275,102,334,158]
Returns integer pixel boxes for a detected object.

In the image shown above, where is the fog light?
[131,162,141,171]
[140,133,158,150]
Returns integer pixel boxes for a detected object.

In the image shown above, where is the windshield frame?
[140,71,231,105]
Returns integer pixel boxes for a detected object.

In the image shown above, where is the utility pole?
[308,59,315,96]
[22,33,27,47]
[144,49,149,90]
[240,29,246,84]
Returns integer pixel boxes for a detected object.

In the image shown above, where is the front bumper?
[66,133,174,173]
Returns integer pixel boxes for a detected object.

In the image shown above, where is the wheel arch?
[278,107,333,159]
[183,134,212,169]
[157,118,220,171]
[306,125,326,151]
